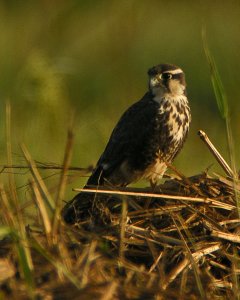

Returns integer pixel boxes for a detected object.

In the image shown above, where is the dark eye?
[160,73,172,80]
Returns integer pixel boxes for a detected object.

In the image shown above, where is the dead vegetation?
[1,172,240,299]
[0,129,240,299]
[61,171,240,299]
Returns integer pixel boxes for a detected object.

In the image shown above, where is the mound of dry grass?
[0,128,239,299]
[1,168,239,299]
[61,171,239,299]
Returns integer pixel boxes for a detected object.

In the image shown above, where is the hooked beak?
[149,76,163,89]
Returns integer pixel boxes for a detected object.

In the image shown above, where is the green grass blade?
[202,28,228,119]
[15,240,35,299]
[202,28,239,214]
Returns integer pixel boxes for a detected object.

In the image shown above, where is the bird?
[62,63,191,224]
[85,63,191,188]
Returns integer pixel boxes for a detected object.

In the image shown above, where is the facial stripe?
[171,73,184,80]
[162,68,183,75]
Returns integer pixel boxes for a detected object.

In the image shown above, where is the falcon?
[86,63,191,187]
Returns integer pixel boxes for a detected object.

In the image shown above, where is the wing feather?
[87,92,159,185]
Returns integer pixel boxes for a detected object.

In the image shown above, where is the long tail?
[62,166,105,224]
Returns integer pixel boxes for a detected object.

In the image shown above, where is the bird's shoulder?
[96,92,158,166]
[111,91,159,135]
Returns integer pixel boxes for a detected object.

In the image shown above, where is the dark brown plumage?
[62,63,191,224]
[87,63,191,187]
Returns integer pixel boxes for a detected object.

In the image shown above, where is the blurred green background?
[0,1,239,196]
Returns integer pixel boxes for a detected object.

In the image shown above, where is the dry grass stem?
[74,187,235,210]
[210,230,240,243]
[31,179,52,238]
[21,143,55,211]
[52,123,74,239]
[0,164,92,175]
[198,130,234,177]
[100,281,118,300]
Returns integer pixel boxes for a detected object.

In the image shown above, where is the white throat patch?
[168,80,185,96]
[152,87,187,105]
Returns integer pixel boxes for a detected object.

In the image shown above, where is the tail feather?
[86,166,104,186]
[62,167,105,224]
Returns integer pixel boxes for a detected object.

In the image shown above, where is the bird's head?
[148,64,186,98]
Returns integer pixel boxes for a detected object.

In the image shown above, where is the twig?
[170,213,205,299]
[198,130,234,177]
[162,242,221,290]
[166,163,206,197]
[119,196,128,262]
[0,164,92,173]
[210,230,240,243]
[74,187,235,211]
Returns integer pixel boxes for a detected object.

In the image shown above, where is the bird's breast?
[156,97,190,158]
